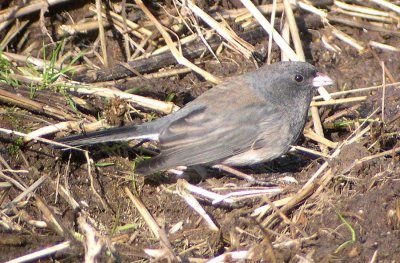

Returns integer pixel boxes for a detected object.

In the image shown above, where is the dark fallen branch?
[0,83,85,121]
[328,15,400,37]
[73,14,323,83]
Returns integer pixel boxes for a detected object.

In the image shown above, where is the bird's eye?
[294,74,304,82]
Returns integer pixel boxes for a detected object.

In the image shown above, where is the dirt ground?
[0,0,400,262]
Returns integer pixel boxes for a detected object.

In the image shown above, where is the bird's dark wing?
[136,102,286,175]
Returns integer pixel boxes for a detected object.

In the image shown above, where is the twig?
[124,187,161,239]
[184,0,254,59]
[125,186,181,260]
[212,188,282,205]
[304,128,338,149]
[78,215,103,263]
[88,5,151,38]
[331,7,397,23]
[233,3,286,22]
[330,27,366,53]
[84,151,109,211]
[358,146,400,164]
[0,171,26,193]
[2,174,48,211]
[311,96,367,106]
[95,0,108,67]
[310,106,328,154]
[266,0,277,64]
[206,251,250,263]
[369,250,379,263]
[5,73,180,114]
[323,104,361,123]
[135,0,221,84]
[213,164,257,184]
[0,20,29,50]
[35,196,67,236]
[281,16,290,61]
[327,15,400,37]
[262,195,308,237]
[369,41,400,52]
[313,82,400,100]
[306,108,380,189]
[299,1,400,36]
[283,0,305,61]
[0,0,72,23]
[0,127,84,150]
[334,1,394,17]
[178,179,235,205]
[252,196,292,218]
[239,0,299,61]
[0,87,76,121]
[292,145,332,158]
[369,0,400,15]
[370,49,396,83]
[5,241,71,263]
[57,20,108,36]
[177,180,219,231]
[121,1,131,59]
[24,120,106,142]
[72,27,289,82]
[381,61,386,123]
[2,51,73,71]
[297,1,328,18]
[66,83,180,114]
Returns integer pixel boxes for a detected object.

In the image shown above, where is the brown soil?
[0,1,400,262]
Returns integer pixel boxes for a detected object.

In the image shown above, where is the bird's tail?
[56,122,161,147]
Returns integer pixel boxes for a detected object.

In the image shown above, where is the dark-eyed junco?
[57,62,333,175]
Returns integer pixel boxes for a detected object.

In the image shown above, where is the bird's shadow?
[57,143,314,186]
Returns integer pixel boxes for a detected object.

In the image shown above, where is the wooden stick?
[335,1,395,17]
[177,180,219,231]
[124,187,161,239]
[281,15,290,61]
[0,0,72,23]
[67,83,180,114]
[381,61,386,123]
[292,145,332,158]
[283,0,305,61]
[369,0,400,14]
[0,127,85,150]
[185,0,254,58]
[135,0,220,84]
[57,20,110,36]
[332,7,397,23]
[369,41,400,52]
[5,241,71,263]
[310,106,328,154]
[266,0,277,64]
[234,3,286,22]
[0,20,29,50]
[331,27,366,53]
[357,146,400,164]
[0,88,76,121]
[311,96,367,106]
[88,6,151,38]
[239,0,299,61]
[95,0,108,67]
[313,82,400,100]
[304,128,338,149]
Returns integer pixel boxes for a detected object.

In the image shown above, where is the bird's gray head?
[246,61,331,105]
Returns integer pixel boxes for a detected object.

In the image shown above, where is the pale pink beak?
[313,73,334,87]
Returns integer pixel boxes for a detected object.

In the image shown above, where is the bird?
[56,61,333,175]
